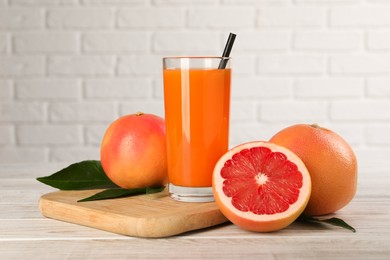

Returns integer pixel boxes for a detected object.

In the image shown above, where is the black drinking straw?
[218,33,236,69]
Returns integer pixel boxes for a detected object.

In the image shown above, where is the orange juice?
[163,67,231,187]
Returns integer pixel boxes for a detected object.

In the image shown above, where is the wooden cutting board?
[39,189,229,238]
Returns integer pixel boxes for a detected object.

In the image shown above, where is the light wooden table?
[1,162,389,259]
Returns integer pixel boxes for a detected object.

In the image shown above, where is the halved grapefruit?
[212,141,311,232]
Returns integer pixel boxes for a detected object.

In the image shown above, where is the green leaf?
[36,160,118,190]
[78,186,166,202]
[298,214,356,232]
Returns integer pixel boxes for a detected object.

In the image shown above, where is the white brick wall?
[47,7,115,29]
[1,0,390,167]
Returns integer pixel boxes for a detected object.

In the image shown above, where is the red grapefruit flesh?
[213,141,311,232]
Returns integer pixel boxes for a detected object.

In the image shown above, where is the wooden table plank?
[0,163,389,259]
[1,238,389,260]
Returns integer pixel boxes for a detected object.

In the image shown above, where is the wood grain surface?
[39,189,228,238]
[1,163,389,259]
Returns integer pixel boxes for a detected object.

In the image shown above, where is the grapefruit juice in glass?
[163,57,231,202]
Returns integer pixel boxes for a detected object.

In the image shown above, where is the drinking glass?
[163,57,231,202]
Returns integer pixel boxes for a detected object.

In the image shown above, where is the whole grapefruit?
[100,112,167,189]
[213,141,311,232]
[269,124,358,216]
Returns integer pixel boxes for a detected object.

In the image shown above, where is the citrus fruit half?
[100,112,168,189]
[269,123,358,216]
[213,141,311,232]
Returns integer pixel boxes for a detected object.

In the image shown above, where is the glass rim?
[163,56,231,61]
